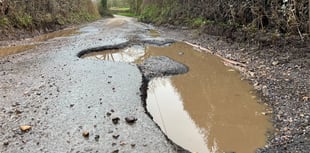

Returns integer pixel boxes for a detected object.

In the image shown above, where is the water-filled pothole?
[81,42,272,153]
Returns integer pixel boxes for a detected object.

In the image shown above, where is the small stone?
[3,141,9,146]
[120,141,126,146]
[125,116,137,124]
[112,150,119,153]
[112,135,119,139]
[82,131,89,138]
[131,144,136,148]
[94,135,100,141]
[106,112,112,117]
[20,125,32,132]
[112,143,117,146]
[15,109,22,114]
[112,117,120,124]
[111,109,115,113]
[70,104,74,107]
[272,61,279,66]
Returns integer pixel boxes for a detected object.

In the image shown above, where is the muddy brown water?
[82,42,272,153]
[0,28,77,57]
[0,45,36,57]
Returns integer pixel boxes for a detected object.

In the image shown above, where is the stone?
[20,125,32,132]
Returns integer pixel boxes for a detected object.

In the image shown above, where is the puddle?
[81,45,146,63]
[149,29,160,37]
[34,28,78,41]
[0,28,78,57]
[0,45,36,57]
[81,42,272,153]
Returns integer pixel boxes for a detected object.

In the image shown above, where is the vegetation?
[136,0,310,38]
[0,0,101,39]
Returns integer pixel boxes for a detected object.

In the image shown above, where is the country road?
[1,15,310,153]
[0,16,184,153]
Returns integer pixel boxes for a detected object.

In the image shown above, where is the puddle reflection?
[147,77,215,153]
[82,45,146,63]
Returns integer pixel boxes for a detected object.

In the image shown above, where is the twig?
[184,41,247,68]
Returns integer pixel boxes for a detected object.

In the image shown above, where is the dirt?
[156,25,310,152]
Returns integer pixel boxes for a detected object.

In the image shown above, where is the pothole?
[79,42,272,153]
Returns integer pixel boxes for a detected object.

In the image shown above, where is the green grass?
[110,7,130,11]
[115,12,137,17]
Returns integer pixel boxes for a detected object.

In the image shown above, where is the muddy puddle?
[0,28,78,57]
[81,42,272,153]
[0,45,36,57]
[33,28,78,41]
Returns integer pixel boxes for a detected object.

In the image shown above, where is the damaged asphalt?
[0,16,188,153]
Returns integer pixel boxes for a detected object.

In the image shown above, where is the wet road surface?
[0,16,182,153]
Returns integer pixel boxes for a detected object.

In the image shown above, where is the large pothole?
[79,41,272,153]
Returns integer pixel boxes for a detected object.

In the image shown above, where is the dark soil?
[157,25,310,152]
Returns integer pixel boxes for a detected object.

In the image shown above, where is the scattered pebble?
[112,135,119,139]
[94,135,100,141]
[82,131,89,138]
[3,141,9,146]
[20,125,32,132]
[112,117,120,124]
[125,116,137,124]
[112,150,119,153]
